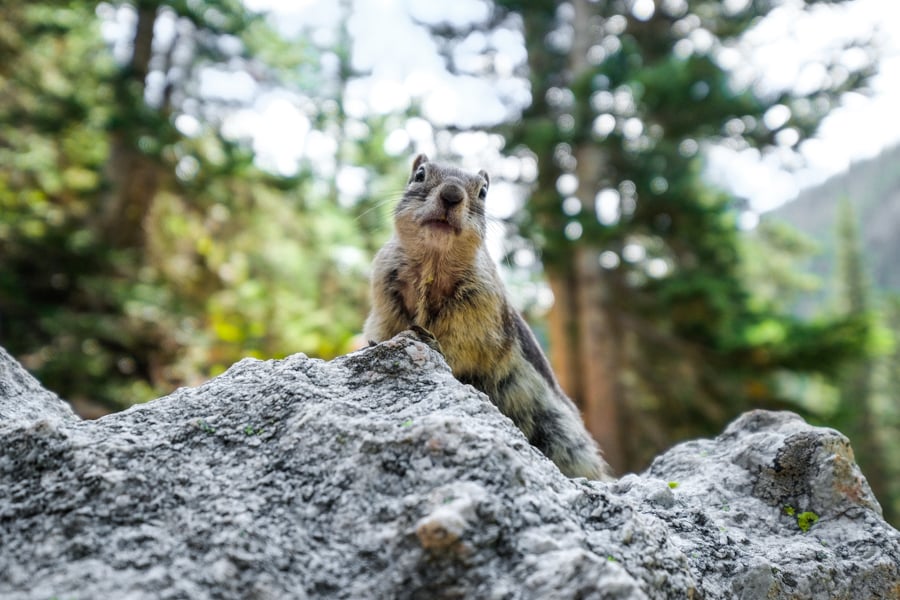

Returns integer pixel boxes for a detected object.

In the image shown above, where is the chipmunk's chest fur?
[396,258,461,322]
[391,253,513,377]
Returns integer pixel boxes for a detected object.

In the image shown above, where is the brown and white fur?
[364,154,611,480]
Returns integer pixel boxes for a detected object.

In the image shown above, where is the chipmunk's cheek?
[395,217,425,245]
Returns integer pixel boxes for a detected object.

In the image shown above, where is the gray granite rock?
[1,335,898,599]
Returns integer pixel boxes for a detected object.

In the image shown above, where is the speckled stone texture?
[1,333,898,599]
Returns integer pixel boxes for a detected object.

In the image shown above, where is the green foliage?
[0,2,156,409]
[752,199,899,524]
[880,296,900,521]
[741,220,823,313]
[488,0,872,468]
[828,199,896,523]
[0,1,396,412]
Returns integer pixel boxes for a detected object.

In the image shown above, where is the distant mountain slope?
[766,142,900,303]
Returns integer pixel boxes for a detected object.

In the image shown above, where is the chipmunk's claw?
[406,325,443,355]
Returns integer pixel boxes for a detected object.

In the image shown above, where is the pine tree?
[834,198,892,522]
[0,1,398,412]
[881,296,900,521]
[484,0,872,471]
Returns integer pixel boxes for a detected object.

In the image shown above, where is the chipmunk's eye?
[478,185,488,200]
[413,166,426,183]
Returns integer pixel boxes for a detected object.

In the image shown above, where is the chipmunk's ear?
[409,154,429,184]
[412,154,429,173]
[477,169,490,200]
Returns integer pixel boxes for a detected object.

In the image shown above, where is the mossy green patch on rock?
[796,511,819,533]
[782,505,819,532]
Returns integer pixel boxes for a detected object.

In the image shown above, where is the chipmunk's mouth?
[422,218,461,234]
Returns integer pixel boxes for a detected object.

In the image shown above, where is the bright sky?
[235,0,900,216]
[705,0,900,214]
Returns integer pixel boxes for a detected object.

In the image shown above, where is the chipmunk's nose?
[439,184,465,208]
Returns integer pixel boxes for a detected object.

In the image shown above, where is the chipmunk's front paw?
[404,326,443,355]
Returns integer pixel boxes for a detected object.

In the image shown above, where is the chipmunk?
[364,154,610,480]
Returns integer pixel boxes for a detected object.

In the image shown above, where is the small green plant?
[667,481,679,489]
[400,418,414,428]
[783,505,819,532]
[197,419,216,434]
[243,425,263,436]
[796,511,819,532]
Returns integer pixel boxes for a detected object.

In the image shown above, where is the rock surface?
[1,333,898,599]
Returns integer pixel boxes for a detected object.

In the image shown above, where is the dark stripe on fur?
[499,305,517,357]
[513,312,557,390]
[386,267,412,322]
[451,280,480,310]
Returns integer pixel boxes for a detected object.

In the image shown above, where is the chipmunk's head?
[394,154,490,254]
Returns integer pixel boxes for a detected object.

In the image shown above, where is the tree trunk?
[574,247,625,472]
[558,0,627,473]
[545,252,626,474]
[546,269,580,402]
[101,1,162,251]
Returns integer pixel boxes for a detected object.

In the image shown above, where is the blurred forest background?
[1,0,898,523]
